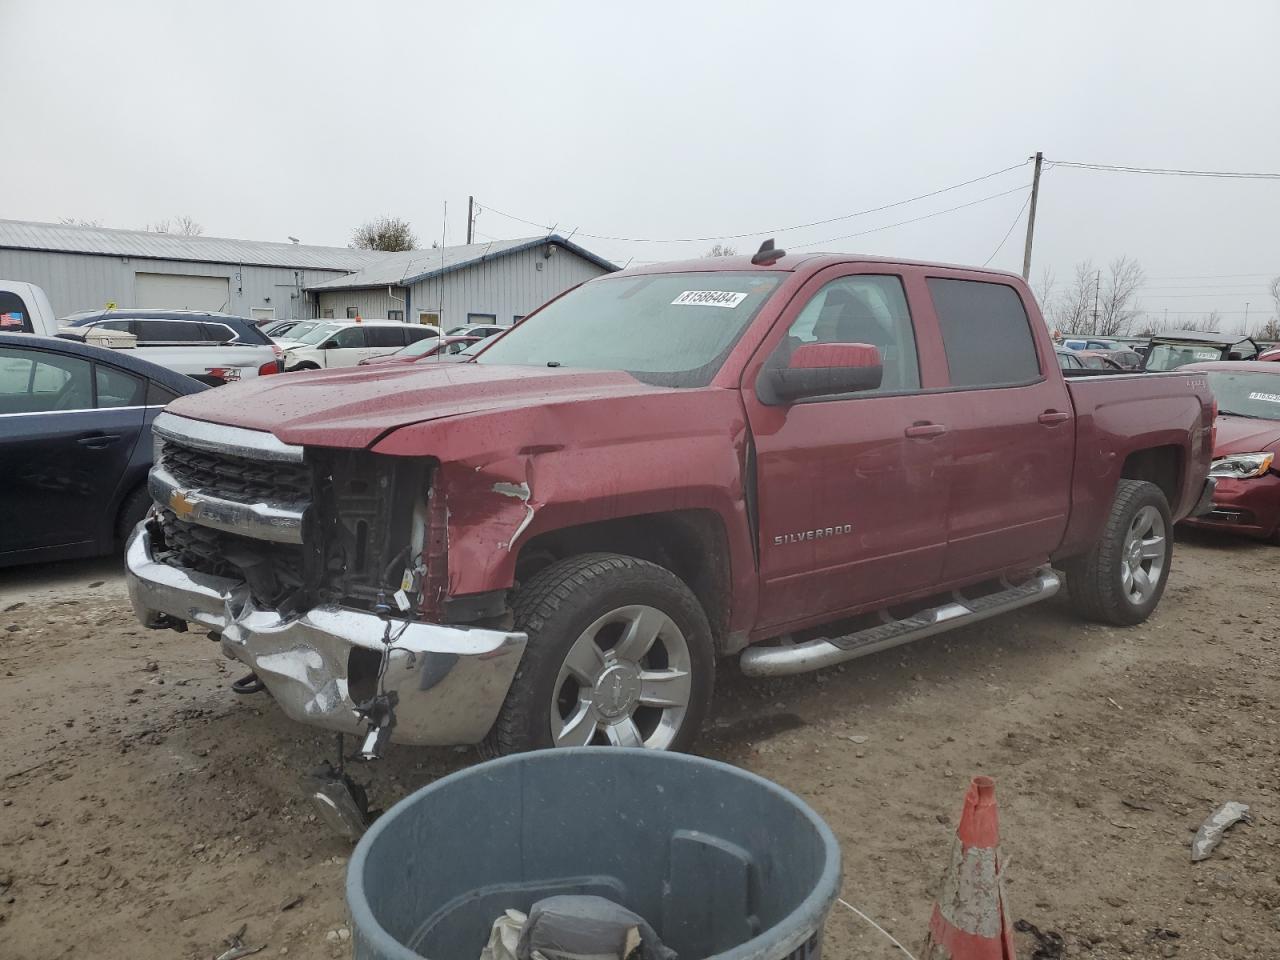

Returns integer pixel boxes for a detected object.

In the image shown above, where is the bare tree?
[1032,266,1056,310]
[1048,260,1097,335]
[1182,311,1222,333]
[59,216,102,227]
[1250,315,1280,342]
[145,215,204,236]
[351,217,417,251]
[703,243,737,257]
[1096,256,1145,337]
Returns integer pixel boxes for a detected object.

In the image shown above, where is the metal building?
[0,221,615,326]
[0,220,384,322]
[304,236,615,329]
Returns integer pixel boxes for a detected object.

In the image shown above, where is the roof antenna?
[751,238,785,265]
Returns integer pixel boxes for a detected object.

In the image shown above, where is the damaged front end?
[127,413,526,752]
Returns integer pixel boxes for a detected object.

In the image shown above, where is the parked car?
[1180,360,1280,543]
[1062,337,1122,352]
[1258,347,1280,362]
[445,323,506,339]
[0,333,206,567]
[0,280,59,335]
[271,320,329,346]
[1142,331,1262,371]
[358,335,483,366]
[1056,348,1085,370]
[126,248,1214,767]
[1075,350,1126,371]
[263,319,305,338]
[281,320,442,370]
[60,309,283,386]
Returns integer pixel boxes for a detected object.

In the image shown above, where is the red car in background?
[1258,347,1280,362]
[358,335,484,366]
[1181,360,1280,543]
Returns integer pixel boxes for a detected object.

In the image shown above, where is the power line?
[1050,159,1280,180]
[983,190,1033,266]
[793,184,1031,249]
[476,160,1030,245]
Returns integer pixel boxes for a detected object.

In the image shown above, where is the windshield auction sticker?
[672,290,748,308]
[1249,391,1280,404]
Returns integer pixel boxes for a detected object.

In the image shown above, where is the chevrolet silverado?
[126,246,1216,766]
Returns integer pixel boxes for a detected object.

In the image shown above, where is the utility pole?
[1092,269,1101,334]
[1021,151,1043,280]
[1244,301,1251,331]
[466,196,475,245]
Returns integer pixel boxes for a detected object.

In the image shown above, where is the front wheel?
[491,553,715,755]
[1064,479,1173,625]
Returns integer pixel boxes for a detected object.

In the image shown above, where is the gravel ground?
[1,531,1277,959]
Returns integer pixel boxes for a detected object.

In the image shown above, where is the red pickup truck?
[127,247,1215,763]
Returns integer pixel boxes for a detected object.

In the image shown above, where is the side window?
[404,327,437,343]
[332,327,366,349]
[927,279,1041,388]
[96,319,134,334]
[136,320,206,344]
[774,274,920,392]
[366,327,405,348]
[95,365,145,407]
[0,291,32,332]
[323,309,335,319]
[199,323,236,344]
[346,307,358,319]
[468,313,498,325]
[146,380,179,405]
[388,309,404,322]
[0,347,94,413]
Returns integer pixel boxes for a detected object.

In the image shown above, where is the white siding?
[407,245,606,330]
[315,286,407,321]
[0,248,352,319]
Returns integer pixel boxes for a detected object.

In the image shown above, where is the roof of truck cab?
[1149,330,1256,345]
[612,251,1026,280]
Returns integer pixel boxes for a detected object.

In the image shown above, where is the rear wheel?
[1065,479,1173,625]
[491,553,715,755]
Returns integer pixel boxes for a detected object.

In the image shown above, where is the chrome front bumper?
[125,526,526,746]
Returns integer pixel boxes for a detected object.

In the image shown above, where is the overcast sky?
[3,0,1278,330]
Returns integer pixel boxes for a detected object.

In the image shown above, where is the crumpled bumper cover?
[125,526,526,746]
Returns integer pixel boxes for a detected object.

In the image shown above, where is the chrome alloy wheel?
[1121,505,1166,604]
[549,604,693,749]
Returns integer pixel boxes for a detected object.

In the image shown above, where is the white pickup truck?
[0,282,283,386]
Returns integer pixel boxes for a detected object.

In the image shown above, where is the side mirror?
[320,339,337,349]
[759,342,883,405]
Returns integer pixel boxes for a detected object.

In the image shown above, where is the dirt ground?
[2,531,1278,960]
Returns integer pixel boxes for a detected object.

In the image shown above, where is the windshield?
[296,323,342,346]
[1206,372,1280,421]
[1145,342,1225,371]
[279,321,321,340]
[475,271,784,387]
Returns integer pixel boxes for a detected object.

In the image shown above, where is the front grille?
[161,439,312,503]
[157,508,308,603]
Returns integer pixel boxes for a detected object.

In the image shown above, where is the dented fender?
[371,386,760,634]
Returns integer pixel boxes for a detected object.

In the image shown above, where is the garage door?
[134,273,230,311]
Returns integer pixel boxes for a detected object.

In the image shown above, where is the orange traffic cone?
[923,776,1017,960]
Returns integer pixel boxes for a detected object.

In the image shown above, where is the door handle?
[904,422,947,439]
[1038,410,1070,425]
[77,433,121,449]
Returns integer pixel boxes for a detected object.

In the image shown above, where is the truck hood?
[1213,414,1280,457]
[165,362,678,448]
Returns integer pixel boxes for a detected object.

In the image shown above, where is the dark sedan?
[0,333,206,567]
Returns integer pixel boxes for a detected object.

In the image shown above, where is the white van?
[282,320,442,370]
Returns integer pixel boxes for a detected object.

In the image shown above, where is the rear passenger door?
[924,275,1073,581]
[365,326,408,361]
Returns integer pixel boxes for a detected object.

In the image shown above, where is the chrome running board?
[739,567,1060,678]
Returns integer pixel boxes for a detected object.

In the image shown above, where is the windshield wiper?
[546,360,561,367]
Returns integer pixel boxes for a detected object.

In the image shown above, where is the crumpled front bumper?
[125,526,526,746]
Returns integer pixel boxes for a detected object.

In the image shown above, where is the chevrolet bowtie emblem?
[169,489,199,519]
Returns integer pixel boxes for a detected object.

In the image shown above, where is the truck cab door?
[921,274,1073,580]
[742,268,953,633]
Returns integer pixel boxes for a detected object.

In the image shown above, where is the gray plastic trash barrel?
[347,749,841,960]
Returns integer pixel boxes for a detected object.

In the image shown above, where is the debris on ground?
[1190,801,1251,861]
[1014,919,1065,960]
[213,923,265,960]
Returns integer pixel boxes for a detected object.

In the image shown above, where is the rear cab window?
[927,278,1042,387]
[0,291,33,333]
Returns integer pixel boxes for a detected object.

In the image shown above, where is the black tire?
[288,362,320,371]
[490,553,715,756]
[116,485,152,544]
[1064,479,1173,625]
